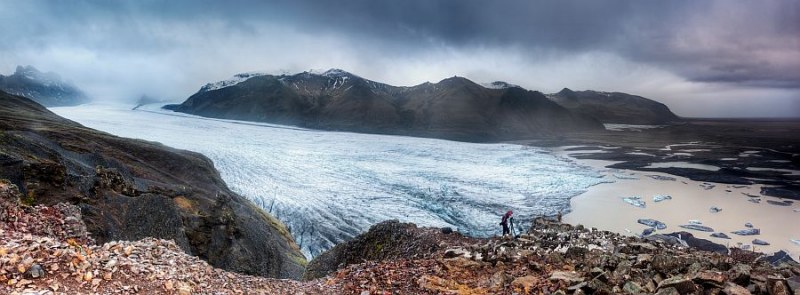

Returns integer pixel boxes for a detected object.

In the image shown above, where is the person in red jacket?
[500,210,513,236]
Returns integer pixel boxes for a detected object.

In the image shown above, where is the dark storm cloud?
[273,0,800,88]
[0,0,797,116]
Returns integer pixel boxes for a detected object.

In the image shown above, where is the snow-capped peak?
[322,68,351,77]
[198,72,266,92]
[483,81,521,90]
[305,68,357,78]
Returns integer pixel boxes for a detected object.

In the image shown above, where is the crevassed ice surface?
[52,103,609,258]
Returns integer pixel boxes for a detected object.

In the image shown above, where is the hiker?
[500,210,513,236]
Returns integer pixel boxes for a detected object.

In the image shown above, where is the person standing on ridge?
[500,210,513,236]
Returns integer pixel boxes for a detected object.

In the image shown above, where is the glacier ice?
[52,103,610,258]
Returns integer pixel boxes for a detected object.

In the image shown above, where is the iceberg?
[679,224,714,232]
[710,233,730,239]
[637,218,666,230]
[653,195,672,202]
[623,196,646,208]
[731,228,760,236]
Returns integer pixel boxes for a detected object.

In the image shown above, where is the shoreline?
[554,146,800,261]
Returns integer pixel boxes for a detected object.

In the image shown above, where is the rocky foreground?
[4,177,800,295]
[0,91,305,279]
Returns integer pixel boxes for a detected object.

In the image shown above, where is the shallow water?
[559,150,800,259]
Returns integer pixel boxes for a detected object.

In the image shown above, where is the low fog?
[1,0,798,117]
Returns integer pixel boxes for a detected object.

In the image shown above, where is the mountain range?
[547,88,680,124]
[165,69,607,142]
[0,65,89,107]
[165,69,681,141]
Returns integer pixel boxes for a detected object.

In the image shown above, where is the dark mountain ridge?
[165,69,603,142]
[0,90,306,279]
[0,65,89,107]
[547,88,681,124]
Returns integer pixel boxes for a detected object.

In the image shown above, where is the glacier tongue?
[51,103,610,258]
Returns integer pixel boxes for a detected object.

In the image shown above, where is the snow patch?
[198,72,267,92]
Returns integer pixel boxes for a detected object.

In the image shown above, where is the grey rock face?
[0,65,89,107]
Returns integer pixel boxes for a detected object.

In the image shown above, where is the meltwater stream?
[52,103,608,258]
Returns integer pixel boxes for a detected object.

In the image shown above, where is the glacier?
[51,103,609,258]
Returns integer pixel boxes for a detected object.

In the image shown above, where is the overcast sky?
[1,0,798,117]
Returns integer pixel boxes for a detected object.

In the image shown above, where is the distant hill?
[165,69,603,142]
[0,65,89,107]
[547,88,680,125]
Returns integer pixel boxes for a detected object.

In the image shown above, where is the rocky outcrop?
[0,65,89,107]
[0,91,305,279]
[308,217,800,294]
[548,88,681,124]
[165,69,603,142]
[0,186,332,294]
[303,220,473,280]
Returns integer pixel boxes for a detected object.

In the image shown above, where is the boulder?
[488,271,510,289]
[549,271,584,284]
[694,270,726,288]
[623,281,644,294]
[658,276,698,294]
[656,287,681,295]
[786,276,800,294]
[728,264,752,286]
[653,255,690,274]
[723,282,752,295]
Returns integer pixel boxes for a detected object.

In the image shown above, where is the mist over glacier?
[52,104,609,258]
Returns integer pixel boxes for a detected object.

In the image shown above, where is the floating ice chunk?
[792,239,800,246]
[710,232,730,239]
[653,195,672,202]
[646,175,676,181]
[745,222,753,228]
[688,220,703,225]
[766,200,793,206]
[752,239,770,246]
[613,173,638,180]
[637,218,666,230]
[709,206,722,213]
[626,152,656,157]
[731,228,760,236]
[679,224,714,232]
[623,196,646,208]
